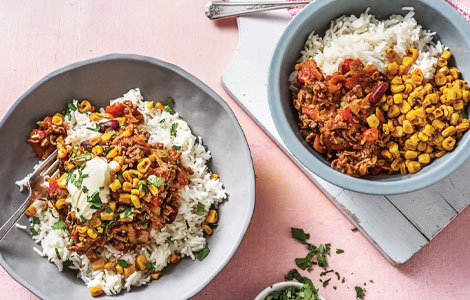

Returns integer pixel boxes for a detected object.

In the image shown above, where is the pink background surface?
[1,1,470,299]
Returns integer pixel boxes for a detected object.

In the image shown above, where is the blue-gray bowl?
[268,0,470,195]
[0,54,255,299]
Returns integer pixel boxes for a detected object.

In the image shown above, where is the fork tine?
[35,150,58,177]
[42,159,59,177]
[49,168,60,179]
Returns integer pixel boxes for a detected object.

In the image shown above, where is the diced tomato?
[47,181,59,195]
[344,76,359,89]
[71,229,79,244]
[361,128,379,143]
[369,166,383,176]
[105,103,125,117]
[341,107,351,121]
[343,58,363,73]
[150,197,160,207]
[28,129,45,143]
[154,167,168,179]
[303,106,318,121]
[297,59,323,84]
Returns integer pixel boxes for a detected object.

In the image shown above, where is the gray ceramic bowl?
[268,0,470,195]
[0,54,255,299]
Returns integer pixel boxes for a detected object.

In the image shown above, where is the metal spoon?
[205,1,311,20]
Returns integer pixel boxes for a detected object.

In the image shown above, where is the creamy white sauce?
[66,157,112,221]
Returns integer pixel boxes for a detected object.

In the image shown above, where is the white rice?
[17,88,226,295]
[295,8,445,82]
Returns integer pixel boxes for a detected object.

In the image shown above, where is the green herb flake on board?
[291,227,310,244]
[197,246,210,261]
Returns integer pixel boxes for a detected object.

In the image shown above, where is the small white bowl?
[254,281,325,300]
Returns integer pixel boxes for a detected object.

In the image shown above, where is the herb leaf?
[291,227,310,244]
[170,123,178,137]
[355,286,366,299]
[86,123,100,132]
[32,216,40,225]
[171,145,181,150]
[87,191,102,209]
[30,227,39,236]
[52,219,66,230]
[197,246,210,261]
[147,174,164,188]
[117,260,129,268]
[196,202,205,216]
[55,248,61,260]
[336,249,344,254]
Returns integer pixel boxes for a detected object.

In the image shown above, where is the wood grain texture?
[1,1,470,300]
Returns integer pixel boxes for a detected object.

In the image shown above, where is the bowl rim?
[254,281,325,300]
[268,0,470,195]
[0,53,256,299]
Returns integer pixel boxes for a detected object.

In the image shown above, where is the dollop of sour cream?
[66,157,113,221]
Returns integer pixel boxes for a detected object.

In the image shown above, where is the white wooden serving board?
[221,9,470,265]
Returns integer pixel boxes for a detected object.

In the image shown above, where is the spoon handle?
[205,1,311,20]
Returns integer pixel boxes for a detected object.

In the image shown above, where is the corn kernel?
[91,258,105,271]
[146,101,154,110]
[58,145,67,159]
[382,124,390,135]
[441,50,452,60]
[404,139,417,150]
[387,62,399,75]
[402,120,413,134]
[400,162,407,175]
[404,83,413,94]
[391,84,405,93]
[121,181,132,192]
[151,272,162,280]
[203,224,213,235]
[404,150,418,160]
[130,195,141,208]
[108,202,116,211]
[418,154,431,164]
[104,262,115,270]
[442,126,456,137]
[92,145,103,156]
[87,228,98,239]
[115,265,124,274]
[90,286,103,297]
[89,136,101,146]
[206,209,218,224]
[101,132,112,142]
[124,264,136,278]
[399,101,411,114]
[435,150,447,158]
[132,178,139,188]
[393,93,403,104]
[422,124,435,136]
[52,115,63,126]
[76,225,88,233]
[391,126,404,138]
[442,137,456,151]
[387,105,400,118]
[89,113,101,122]
[414,107,425,118]
[137,158,151,174]
[136,255,147,271]
[119,193,131,204]
[391,159,401,171]
[106,147,119,159]
[453,101,464,111]
[456,122,470,133]
[406,161,421,174]
[25,205,37,217]
[435,72,447,86]
[129,170,143,179]
[55,198,67,209]
[417,141,427,152]
[122,129,132,137]
[170,254,181,264]
[406,110,416,121]
[366,114,380,128]
[101,211,114,221]
[155,102,165,110]
[148,185,159,196]
[78,100,93,113]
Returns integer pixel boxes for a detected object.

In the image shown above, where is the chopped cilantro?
[170,123,178,136]
[86,123,100,132]
[55,248,61,260]
[123,208,135,219]
[87,191,103,209]
[32,216,40,225]
[117,260,129,268]
[82,186,89,194]
[322,278,331,288]
[62,102,78,120]
[196,202,205,216]
[105,205,113,214]
[30,227,39,236]
[52,219,66,230]
[159,119,166,124]
[355,286,365,299]
[63,260,73,267]
[295,252,315,270]
[163,97,175,112]
[285,269,304,282]
[145,262,155,270]
[291,227,310,244]
[146,247,152,255]
[462,110,468,118]
[146,174,164,188]
[171,145,181,150]
[197,246,210,261]
[336,249,344,254]
[160,151,169,157]
[80,215,87,223]
[185,220,190,229]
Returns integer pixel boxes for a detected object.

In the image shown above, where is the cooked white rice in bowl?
[16,88,226,296]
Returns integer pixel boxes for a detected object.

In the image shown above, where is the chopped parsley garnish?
[117,260,129,268]
[336,249,344,254]
[55,248,61,260]
[82,186,89,193]
[68,162,88,187]
[63,260,73,267]
[355,286,365,299]
[36,121,42,126]
[159,119,166,124]
[170,123,178,136]
[322,278,331,288]
[291,227,310,244]
[80,215,87,223]
[145,262,155,270]
[160,151,169,157]
[141,221,149,229]
[163,97,175,112]
[171,145,181,150]
[462,110,468,118]
[86,123,100,132]
[197,246,210,261]
[62,102,78,120]
[123,208,135,219]
[48,209,57,219]
[196,202,205,216]
[30,227,39,236]
[146,174,164,188]
[87,191,103,209]
[146,247,152,255]
[185,220,190,229]
[52,219,66,230]
[31,134,40,139]
[32,216,40,225]
[105,205,113,214]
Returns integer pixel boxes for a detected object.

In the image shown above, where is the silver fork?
[0,150,59,241]
[205,0,311,20]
